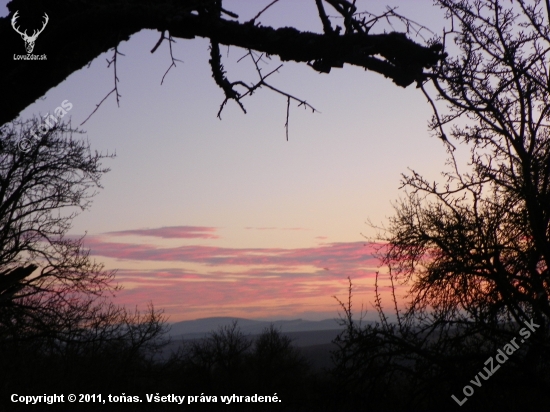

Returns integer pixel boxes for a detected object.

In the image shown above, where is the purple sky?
[4,1,457,321]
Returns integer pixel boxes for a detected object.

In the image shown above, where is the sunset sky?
[3,1,458,322]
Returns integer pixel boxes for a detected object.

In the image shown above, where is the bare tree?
[0,117,111,326]
[332,1,550,410]
[384,0,550,360]
[0,117,166,353]
[0,117,170,408]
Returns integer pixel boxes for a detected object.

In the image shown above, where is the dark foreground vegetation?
[2,300,550,412]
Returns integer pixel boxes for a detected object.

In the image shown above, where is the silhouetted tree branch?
[0,0,446,126]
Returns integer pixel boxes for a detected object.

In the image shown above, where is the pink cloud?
[76,229,398,321]
[105,226,219,239]
[113,269,377,311]
[109,265,401,322]
[86,241,388,321]
[83,237,381,270]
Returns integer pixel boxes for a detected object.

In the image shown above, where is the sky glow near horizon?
[3,0,456,322]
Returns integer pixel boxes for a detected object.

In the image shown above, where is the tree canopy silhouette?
[0,119,167,404]
[0,0,447,126]
[332,1,550,410]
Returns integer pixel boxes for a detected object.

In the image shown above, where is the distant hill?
[161,317,376,369]
[166,317,351,340]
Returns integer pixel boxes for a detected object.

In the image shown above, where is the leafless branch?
[150,30,166,54]
[80,89,116,126]
[316,0,334,34]
[247,0,281,24]
[161,33,183,85]
[285,97,290,141]
[210,41,247,118]
[420,82,456,150]
[80,46,123,126]
[213,49,317,139]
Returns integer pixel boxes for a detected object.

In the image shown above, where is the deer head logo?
[11,11,49,54]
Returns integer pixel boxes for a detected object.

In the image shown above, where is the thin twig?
[248,0,281,24]
[216,49,318,137]
[212,48,317,139]
[285,97,290,141]
[245,50,317,140]
[247,50,317,113]
[374,271,390,328]
[80,46,123,126]
[80,89,116,126]
[389,267,403,331]
[110,46,123,107]
[161,33,183,85]
[421,82,456,150]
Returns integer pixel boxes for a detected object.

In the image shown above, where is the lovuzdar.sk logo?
[11,10,49,60]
